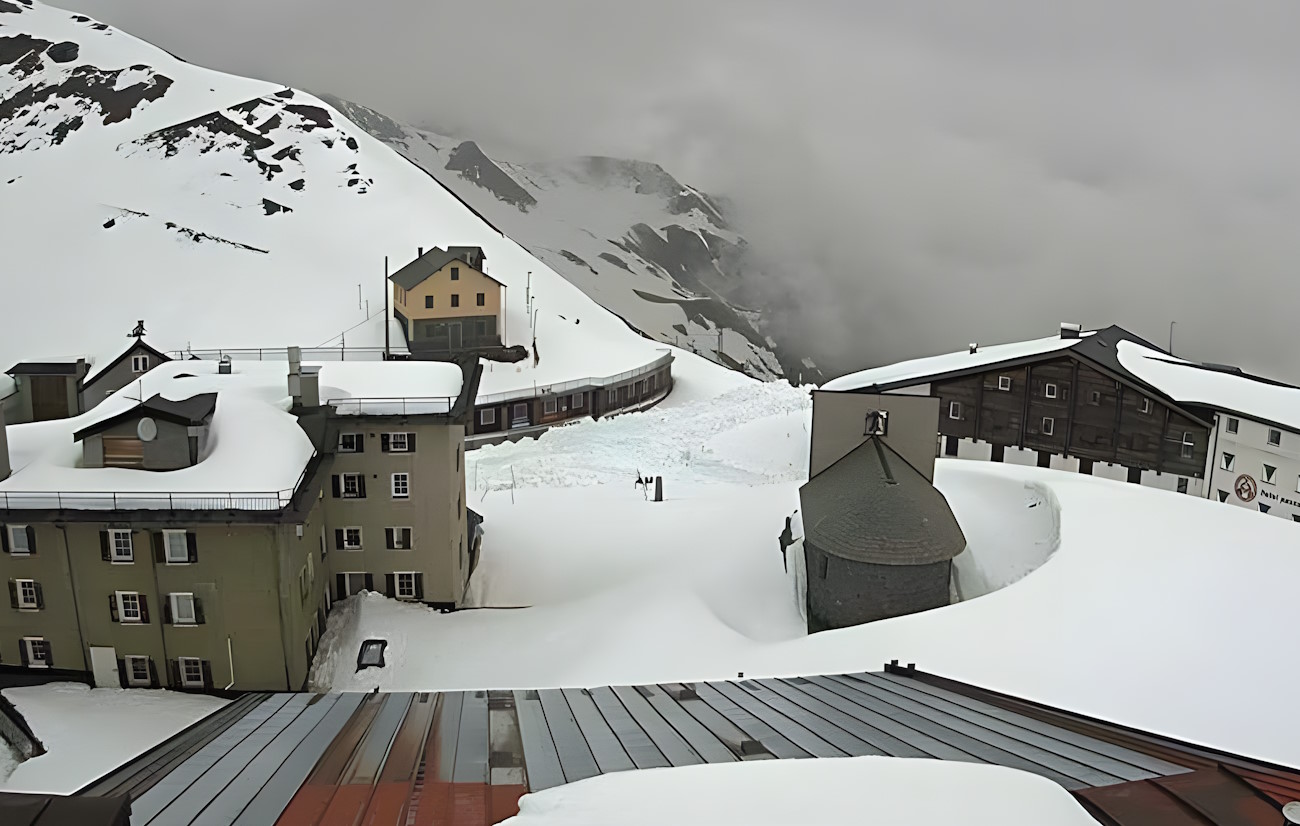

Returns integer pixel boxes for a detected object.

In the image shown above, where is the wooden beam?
[1112,383,1124,463]
[1019,365,1033,449]
[1157,406,1170,473]
[1064,359,1080,457]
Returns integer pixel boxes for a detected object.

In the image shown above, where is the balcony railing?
[324,397,456,417]
[476,351,674,406]
[169,347,394,362]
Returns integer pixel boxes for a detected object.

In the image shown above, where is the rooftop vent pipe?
[1060,322,1082,340]
[968,343,978,354]
[218,355,232,375]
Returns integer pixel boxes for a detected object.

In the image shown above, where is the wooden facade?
[933,355,1210,478]
[467,364,673,438]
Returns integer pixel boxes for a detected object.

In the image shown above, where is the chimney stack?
[1060,322,1082,340]
[968,343,978,354]
[0,403,11,482]
[418,246,424,258]
[287,346,303,406]
[218,355,232,375]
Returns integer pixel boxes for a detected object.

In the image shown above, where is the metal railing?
[325,397,456,417]
[169,347,395,362]
[476,351,674,406]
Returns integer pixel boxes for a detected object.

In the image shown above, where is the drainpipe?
[148,530,170,684]
[224,636,235,690]
[57,524,89,672]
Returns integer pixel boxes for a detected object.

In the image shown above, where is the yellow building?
[390,246,506,358]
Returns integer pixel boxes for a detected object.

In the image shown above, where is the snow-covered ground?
[504,756,1099,826]
[312,356,1300,770]
[0,682,227,794]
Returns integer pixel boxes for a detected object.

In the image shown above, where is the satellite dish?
[137,417,158,442]
[1283,801,1300,825]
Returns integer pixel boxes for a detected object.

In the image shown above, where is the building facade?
[1204,408,1300,522]
[390,246,506,359]
[0,354,482,690]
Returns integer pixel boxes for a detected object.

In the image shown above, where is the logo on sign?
[1234,474,1257,503]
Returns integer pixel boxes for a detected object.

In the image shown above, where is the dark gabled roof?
[0,792,131,826]
[388,246,502,290]
[800,436,966,565]
[83,339,171,387]
[73,393,218,441]
[5,362,83,376]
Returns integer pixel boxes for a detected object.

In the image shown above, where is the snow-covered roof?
[1117,341,1300,432]
[0,359,466,510]
[822,334,1088,392]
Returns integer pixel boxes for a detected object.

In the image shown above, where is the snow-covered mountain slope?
[0,0,662,396]
[322,96,820,383]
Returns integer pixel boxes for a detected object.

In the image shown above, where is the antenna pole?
[1168,321,1176,355]
[383,256,390,359]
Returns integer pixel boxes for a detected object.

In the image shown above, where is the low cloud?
[57,0,1300,379]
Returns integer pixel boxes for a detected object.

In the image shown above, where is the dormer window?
[131,355,150,373]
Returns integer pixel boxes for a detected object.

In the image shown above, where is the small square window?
[1139,397,1152,414]
[131,355,150,373]
[544,398,558,414]
[1044,383,1058,400]
[15,579,39,610]
[1263,464,1277,485]
[425,296,434,309]
[8,525,31,555]
[1181,432,1195,459]
[948,401,962,420]
[343,528,362,550]
[480,408,496,426]
[125,655,152,687]
[451,294,460,308]
[997,376,1012,391]
[396,572,417,599]
[1042,417,1055,436]
[476,293,485,307]
[389,432,409,452]
[1225,417,1239,435]
[110,530,133,563]
[338,433,360,452]
[118,591,142,623]
[342,473,362,498]
[1268,429,1282,447]
[1221,452,1235,471]
[178,657,204,688]
[163,530,189,564]
[1176,478,1189,494]
[392,473,409,499]
[1089,390,1101,405]
[450,267,460,281]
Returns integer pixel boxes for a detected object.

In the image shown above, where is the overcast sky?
[56,0,1300,380]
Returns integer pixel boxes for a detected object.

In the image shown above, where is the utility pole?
[1168,321,1176,355]
[357,284,362,311]
[717,329,723,361]
[383,256,390,359]
[525,271,532,317]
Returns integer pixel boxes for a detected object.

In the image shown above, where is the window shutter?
[148,659,159,688]
[355,434,365,453]
[331,475,341,498]
[44,641,53,668]
[357,475,367,498]
[168,659,180,689]
[20,640,29,666]
[109,593,119,622]
[100,531,110,561]
[335,574,346,602]
[364,573,374,592]
[7,581,16,610]
[139,594,150,624]
[152,533,165,564]
[403,529,412,549]
[385,573,396,597]
[163,596,173,625]
[34,583,43,610]
[25,527,35,555]
[201,661,213,690]
[195,597,206,625]
[385,529,395,550]
[187,533,198,563]
[334,529,345,550]
[414,573,424,601]
[381,433,390,452]
[407,433,416,452]
[0,528,7,554]
[117,658,127,689]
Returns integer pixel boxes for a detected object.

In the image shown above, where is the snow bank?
[0,682,226,794]
[822,334,1086,392]
[949,475,1060,600]
[504,756,1099,826]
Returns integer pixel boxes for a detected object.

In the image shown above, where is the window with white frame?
[1181,432,1195,459]
[391,473,409,499]
[343,528,362,550]
[178,657,204,688]
[1042,417,1055,436]
[948,401,962,420]
[395,572,417,599]
[1139,397,1152,414]
[1268,429,1282,447]
[1044,383,1058,399]
[163,530,189,564]
[388,432,409,452]
[341,473,362,497]
[543,397,557,414]
[480,408,495,426]
[117,591,142,623]
[1263,464,1278,485]
[22,638,50,667]
[170,593,197,625]
[125,655,151,687]
[386,527,413,550]
[572,393,584,408]
[338,433,361,452]
[131,355,149,373]
[8,525,31,555]
[1225,417,1239,435]
[110,530,133,562]
[1222,452,1235,471]
[15,579,39,610]
[997,376,1012,391]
